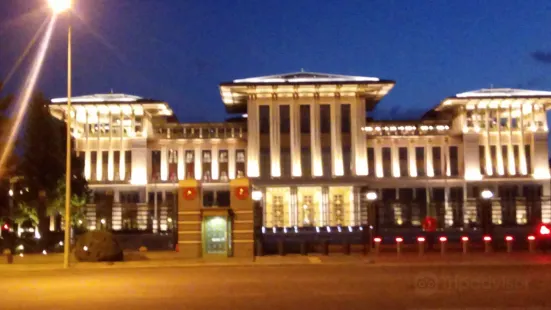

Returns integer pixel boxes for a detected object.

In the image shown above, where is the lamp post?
[480,189,494,246]
[251,190,263,257]
[48,0,72,269]
[366,191,378,252]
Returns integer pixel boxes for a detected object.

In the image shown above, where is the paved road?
[1,264,550,310]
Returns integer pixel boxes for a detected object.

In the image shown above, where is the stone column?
[426,142,434,177]
[519,101,528,175]
[119,110,125,181]
[352,97,368,176]
[408,140,417,177]
[246,96,260,177]
[84,110,91,180]
[375,143,383,178]
[194,143,202,180]
[108,111,114,181]
[311,94,323,176]
[507,104,516,175]
[391,143,400,178]
[228,143,236,179]
[96,108,102,181]
[496,106,504,175]
[290,95,302,177]
[177,145,185,180]
[270,97,281,177]
[330,95,343,176]
[484,107,493,175]
[160,146,168,181]
[211,143,219,180]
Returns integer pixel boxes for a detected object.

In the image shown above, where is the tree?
[0,82,17,219]
[18,92,88,248]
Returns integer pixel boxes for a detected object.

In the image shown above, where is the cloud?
[532,51,551,64]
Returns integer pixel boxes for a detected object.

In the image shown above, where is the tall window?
[490,145,498,174]
[300,105,310,133]
[479,145,485,174]
[280,105,290,134]
[202,151,212,181]
[513,145,520,175]
[185,150,194,179]
[151,150,161,181]
[168,149,178,180]
[91,151,97,180]
[259,148,270,178]
[341,104,351,133]
[382,147,391,177]
[301,147,311,177]
[114,151,120,181]
[125,151,131,181]
[415,147,425,177]
[525,145,532,174]
[320,104,331,133]
[259,106,270,134]
[236,150,246,178]
[367,147,375,176]
[432,147,441,176]
[399,147,408,177]
[449,146,459,176]
[219,150,229,181]
[100,151,108,181]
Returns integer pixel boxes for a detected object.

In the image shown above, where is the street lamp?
[252,190,263,202]
[48,0,72,269]
[480,189,494,246]
[365,191,378,253]
[47,0,72,13]
[366,191,378,202]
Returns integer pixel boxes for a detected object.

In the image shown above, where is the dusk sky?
[1,0,551,122]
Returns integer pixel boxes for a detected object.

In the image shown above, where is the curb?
[1,259,550,272]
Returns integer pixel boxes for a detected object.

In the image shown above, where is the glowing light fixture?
[47,0,72,14]
[251,190,263,201]
[480,189,493,200]
[366,191,378,201]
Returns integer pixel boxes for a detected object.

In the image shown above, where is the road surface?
[1,264,550,309]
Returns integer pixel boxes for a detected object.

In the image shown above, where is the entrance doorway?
[203,216,229,256]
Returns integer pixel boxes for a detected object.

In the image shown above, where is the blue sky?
[1,0,551,122]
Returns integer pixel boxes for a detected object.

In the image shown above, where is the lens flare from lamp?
[48,0,72,13]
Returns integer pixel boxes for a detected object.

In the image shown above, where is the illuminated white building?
[49,72,551,233]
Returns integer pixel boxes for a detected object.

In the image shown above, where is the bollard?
[505,236,513,253]
[255,239,264,256]
[3,249,13,264]
[373,237,382,255]
[417,237,425,256]
[528,235,536,253]
[461,236,469,254]
[395,237,403,255]
[300,241,308,256]
[277,239,286,256]
[321,240,329,256]
[439,236,447,256]
[483,235,492,253]
[343,240,351,255]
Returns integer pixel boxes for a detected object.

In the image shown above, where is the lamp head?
[480,189,493,200]
[366,191,378,201]
[48,0,72,14]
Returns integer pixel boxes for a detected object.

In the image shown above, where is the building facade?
[49,72,551,237]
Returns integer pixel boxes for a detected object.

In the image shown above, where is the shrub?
[74,231,123,262]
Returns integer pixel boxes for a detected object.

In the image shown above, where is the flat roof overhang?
[435,95,551,112]
[219,80,395,114]
[49,101,173,122]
